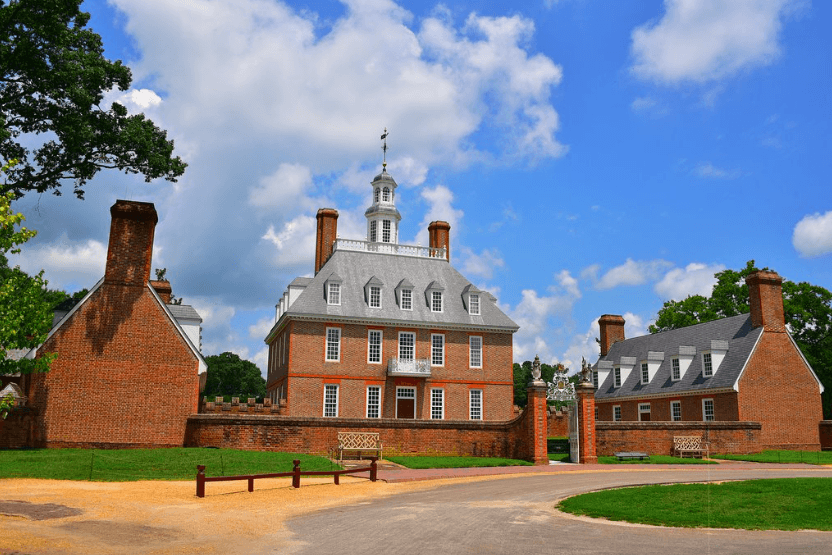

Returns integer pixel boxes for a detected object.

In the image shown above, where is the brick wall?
[547,408,569,437]
[596,421,762,456]
[186,386,548,463]
[819,421,832,451]
[596,391,739,422]
[27,283,201,448]
[0,408,36,449]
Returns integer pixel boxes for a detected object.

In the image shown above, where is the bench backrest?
[673,436,703,450]
[338,432,380,449]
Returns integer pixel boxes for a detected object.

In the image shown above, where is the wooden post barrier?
[292,459,301,488]
[197,465,206,498]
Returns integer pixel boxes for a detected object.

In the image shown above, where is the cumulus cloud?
[459,248,504,280]
[654,263,725,300]
[9,236,107,291]
[261,215,317,267]
[591,258,673,290]
[415,184,464,245]
[793,211,832,257]
[631,0,802,84]
[248,163,315,211]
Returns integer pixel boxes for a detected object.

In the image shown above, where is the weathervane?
[380,128,389,168]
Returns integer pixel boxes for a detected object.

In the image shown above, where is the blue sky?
[9,0,832,375]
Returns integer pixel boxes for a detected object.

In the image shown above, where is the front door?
[396,387,416,419]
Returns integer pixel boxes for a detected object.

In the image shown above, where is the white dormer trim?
[462,284,482,316]
[704,339,729,377]
[325,273,342,306]
[646,351,664,383]
[676,345,695,381]
[596,360,612,389]
[364,276,383,309]
[618,356,636,387]
[395,278,414,311]
[426,281,445,313]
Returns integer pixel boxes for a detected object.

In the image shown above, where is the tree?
[512,359,567,408]
[204,352,267,400]
[650,261,832,419]
[0,0,186,199]
[0,189,55,374]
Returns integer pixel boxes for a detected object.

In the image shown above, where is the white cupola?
[365,129,401,244]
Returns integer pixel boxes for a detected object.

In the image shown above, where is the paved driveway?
[285,465,832,555]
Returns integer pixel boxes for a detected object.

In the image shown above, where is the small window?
[400,289,412,310]
[368,330,382,364]
[703,398,715,421]
[592,370,598,389]
[366,386,381,418]
[374,187,380,203]
[382,186,390,201]
[328,283,340,306]
[638,403,651,422]
[613,405,621,421]
[469,294,480,315]
[369,285,381,308]
[325,327,341,361]
[323,384,338,417]
[703,352,713,377]
[671,358,681,381]
[671,400,682,421]
[431,291,443,312]
[469,389,483,420]
[369,220,377,242]
[594,406,598,420]
[431,334,444,366]
[641,362,649,385]
[399,332,415,361]
[613,367,621,388]
[469,336,482,368]
[382,220,391,243]
[431,388,444,419]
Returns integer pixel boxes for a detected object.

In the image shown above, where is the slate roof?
[279,249,518,332]
[595,314,762,400]
[167,304,202,322]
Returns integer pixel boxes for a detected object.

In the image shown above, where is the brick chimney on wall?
[315,208,339,275]
[150,280,172,303]
[598,314,625,357]
[105,200,158,287]
[746,270,786,332]
[428,220,451,262]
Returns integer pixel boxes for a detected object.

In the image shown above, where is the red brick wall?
[596,392,739,422]
[186,388,545,463]
[820,421,832,451]
[28,283,201,448]
[0,409,36,449]
[737,332,823,450]
[596,421,762,456]
[547,409,569,437]
[274,320,513,420]
[576,383,597,463]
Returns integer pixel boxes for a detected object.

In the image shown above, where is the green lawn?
[0,448,339,481]
[712,450,832,465]
[558,478,832,530]
[598,455,717,465]
[385,456,533,469]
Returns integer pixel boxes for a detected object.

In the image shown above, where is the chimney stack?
[428,220,451,261]
[315,208,339,274]
[105,200,158,287]
[150,280,172,303]
[746,270,786,332]
[598,314,625,357]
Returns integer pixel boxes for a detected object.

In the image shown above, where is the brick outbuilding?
[593,270,824,450]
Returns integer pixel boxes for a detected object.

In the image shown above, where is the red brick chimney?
[428,220,451,262]
[150,280,172,303]
[105,200,158,287]
[598,314,625,357]
[315,208,339,275]
[746,270,786,332]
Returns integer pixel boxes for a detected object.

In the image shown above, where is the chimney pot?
[105,200,158,287]
[315,208,339,274]
[428,220,451,262]
[746,270,785,332]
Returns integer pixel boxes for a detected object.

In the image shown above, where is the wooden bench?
[615,451,650,461]
[673,436,710,458]
[337,432,382,461]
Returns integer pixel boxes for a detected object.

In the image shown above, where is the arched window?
[382,187,390,201]
[374,187,380,203]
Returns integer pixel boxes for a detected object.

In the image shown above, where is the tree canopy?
[651,261,832,418]
[204,352,267,400]
[0,0,186,199]
[513,360,571,408]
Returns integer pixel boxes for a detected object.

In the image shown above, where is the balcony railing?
[333,239,446,260]
[388,357,431,377]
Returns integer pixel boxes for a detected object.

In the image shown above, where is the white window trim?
[613,367,621,388]
[327,282,341,306]
[325,327,341,362]
[468,293,480,315]
[671,357,681,381]
[670,400,682,422]
[702,398,715,421]
[469,336,483,369]
[431,290,443,313]
[382,219,391,243]
[702,352,714,378]
[366,385,381,418]
[400,288,413,311]
[367,329,382,364]
[640,362,649,385]
[430,388,444,420]
[398,331,415,361]
[638,403,651,422]
[613,405,621,422]
[323,384,339,417]
[396,386,416,419]
[469,389,483,420]
[431,333,445,367]
[369,285,382,308]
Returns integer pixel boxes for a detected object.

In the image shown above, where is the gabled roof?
[168,304,203,322]
[595,314,762,400]
[270,249,518,336]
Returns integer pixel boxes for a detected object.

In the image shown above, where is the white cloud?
[696,162,741,179]
[561,319,600,374]
[415,185,464,245]
[252,347,269,377]
[9,236,107,291]
[592,258,673,290]
[261,215,317,267]
[793,211,832,257]
[654,263,725,300]
[622,311,651,339]
[460,248,504,279]
[631,0,802,84]
[249,316,275,340]
[248,163,315,210]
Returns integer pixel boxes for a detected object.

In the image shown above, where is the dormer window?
[671,357,681,381]
[613,367,621,388]
[462,284,482,315]
[382,187,390,201]
[396,279,414,311]
[364,276,383,309]
[702,352,713,377]
[426,281,445,313]
[640,362,649,385]
[325,273,342,306]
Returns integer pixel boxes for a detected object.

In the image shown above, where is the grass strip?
[598,455,717,465]
[385,456,533,469]
[712,450,832,465]
[558,478,832,530]
[0,448,339,481]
